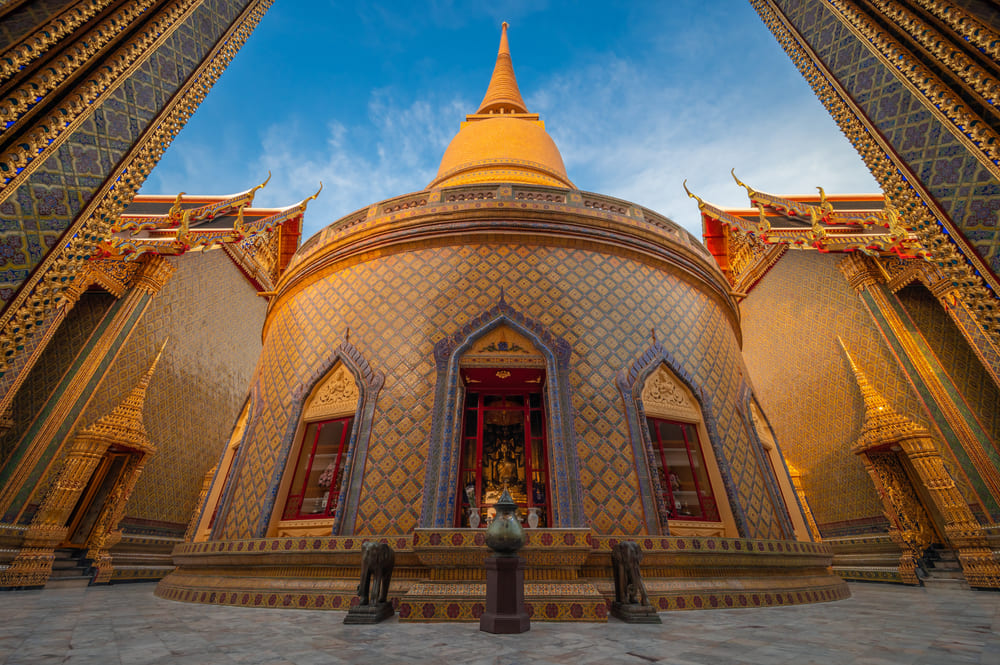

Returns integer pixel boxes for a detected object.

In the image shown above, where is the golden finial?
[246,171,272,204]
[817,186,833,214]
[79,338,168,453]
[682,180,708,211]
[167,191,186,227]
[809,205,827,239]
[731,169,758,202]
[476,22,529,114]
[755,203,771,234]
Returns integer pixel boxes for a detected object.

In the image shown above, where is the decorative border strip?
[911,0,1000,61]
[0,0,117,82]
[0,0,197,190]
[866,0,1000,120]
[826,0,1000,179]
[0,0,273,373]
[751,1,1000,342]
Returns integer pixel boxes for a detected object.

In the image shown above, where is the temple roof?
[688,173,925,292]
[100,176,321,292]
[429,24,574,190]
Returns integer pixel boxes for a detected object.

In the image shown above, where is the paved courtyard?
[0,582,997,665]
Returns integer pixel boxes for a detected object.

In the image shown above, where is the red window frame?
[646,417,720,522]
[456,384,550,528]
[281,416,353,520]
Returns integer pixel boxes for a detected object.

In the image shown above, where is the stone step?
[44,577,91,589]
[48,567,90,580]
[925,570,965,580]
[922,577,969,590]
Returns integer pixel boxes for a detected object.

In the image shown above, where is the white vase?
[469,509,480,529]
[527,507,540,529]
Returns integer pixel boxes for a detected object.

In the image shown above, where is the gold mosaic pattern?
[221,244,785,540]
[70,251,264,530]
[741,252,929,532]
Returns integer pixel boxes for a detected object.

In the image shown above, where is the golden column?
[0,343,164,587]
[839,340,1000,589]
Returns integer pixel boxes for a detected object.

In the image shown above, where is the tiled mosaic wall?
[896,283,1000,459]
[34,251,266,535]
[0,0,252,303]
[739,252,975,536]
[0,290,114,479]
[773,0,1000,274]
[219,244,787,541]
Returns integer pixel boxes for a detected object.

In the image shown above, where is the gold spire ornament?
[477,22,529,115]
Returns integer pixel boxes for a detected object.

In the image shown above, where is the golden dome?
[429,23,574,190]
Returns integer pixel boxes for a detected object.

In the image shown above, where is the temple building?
[691,181,1000,588]
[156,24,845,621]
[0,182,318,588]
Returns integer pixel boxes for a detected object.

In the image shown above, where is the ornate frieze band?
[750,0,1000,344]
[910,0,1000,61]
[0,0,273,373]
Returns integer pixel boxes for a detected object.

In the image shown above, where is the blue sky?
[141,1,879,240]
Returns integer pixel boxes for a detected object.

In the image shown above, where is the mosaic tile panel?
[0,0,75,52]
[220,244,785,541]
[0,290,113,474]
[0,0,251,304]
[774,0,1000,275]
[741,252,941,533]
[71,251,264,531]
[896,283,1000,459]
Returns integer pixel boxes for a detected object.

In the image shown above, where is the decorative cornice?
[911,0,1000,61]
[0,0,197,192]
[132,254,176,295]
[867,0,1000,120]
[0,0,273,373]
[838,252,883,293]
[0,0,118,83]
[750,0,1000,341]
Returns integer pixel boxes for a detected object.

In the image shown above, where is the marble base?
[343,601,394,624]
[610,601,662,624]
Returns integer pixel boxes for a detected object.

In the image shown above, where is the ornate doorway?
[456,367,550,528]
[63,450,131,548]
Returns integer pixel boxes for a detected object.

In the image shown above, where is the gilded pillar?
[840,339,1000,589]
[0,255,174,523]
[0,339,164,588]
[838,254,1000,517]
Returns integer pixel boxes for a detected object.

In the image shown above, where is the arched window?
[640,364,736,537]
[273,362,359,537]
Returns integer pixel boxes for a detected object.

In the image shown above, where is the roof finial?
[476,22,529,115]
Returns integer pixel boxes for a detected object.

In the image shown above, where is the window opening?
[646,417,719,521]
[281,415,353,520]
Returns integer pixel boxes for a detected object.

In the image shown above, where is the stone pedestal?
[610,601,662,624]
[343,601,394,624]
[480,555,530,634]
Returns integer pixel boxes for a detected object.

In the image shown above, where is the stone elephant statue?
[611,540,649,606]
[357,541,395,606]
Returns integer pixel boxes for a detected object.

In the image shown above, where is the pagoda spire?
[476,22,529,115]
[837,337,928,452]
[81,340,167,452]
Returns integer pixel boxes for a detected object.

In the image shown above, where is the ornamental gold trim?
[866,0,1000,120]
[911,0,1000,61]
[826,0,1000,179]
[0,0,274,374]
[750,0,1000,341]
[0,0,198,192]
[0,0,118,83]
